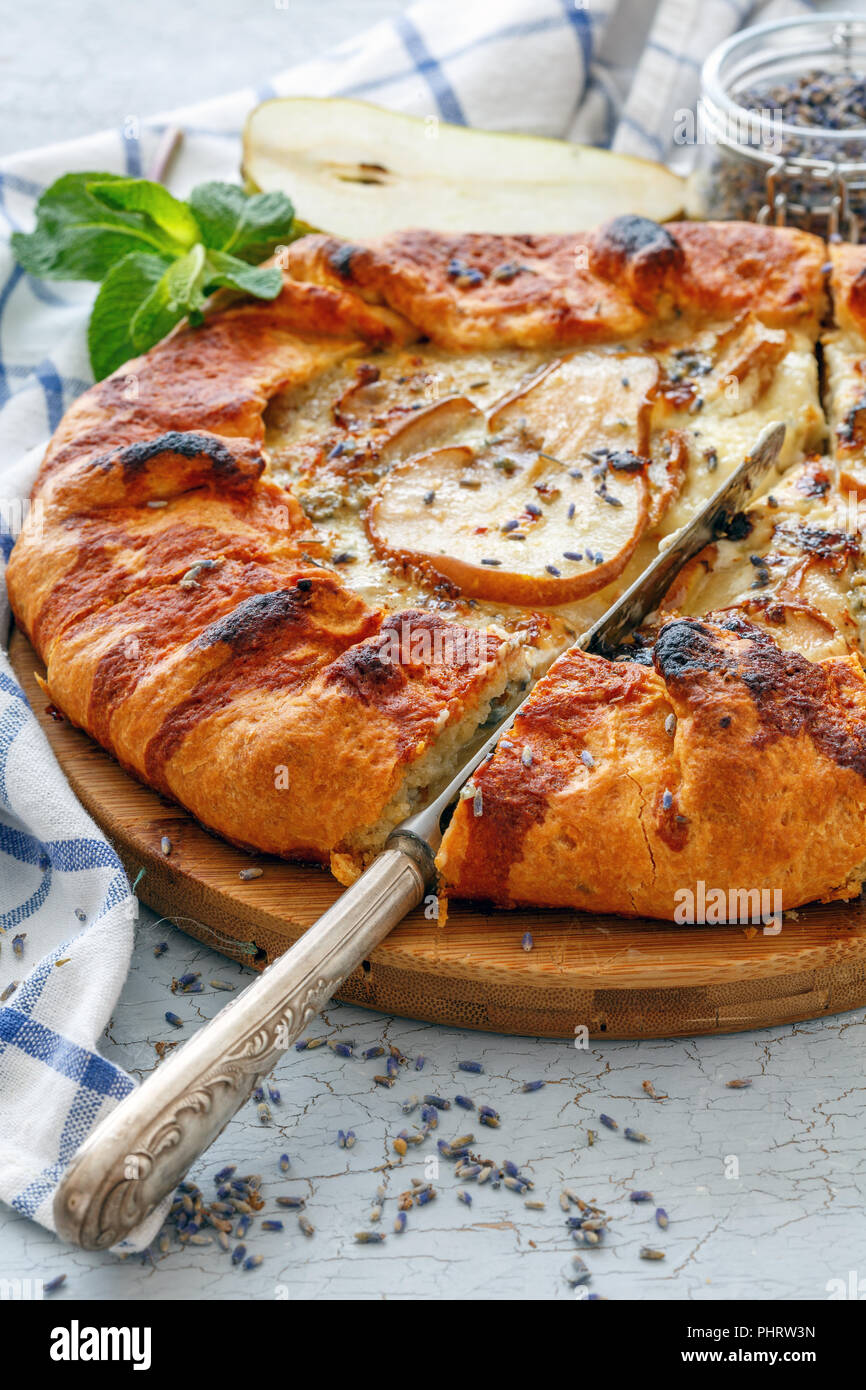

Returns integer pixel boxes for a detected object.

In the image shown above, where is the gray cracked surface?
[1,902,865,1301]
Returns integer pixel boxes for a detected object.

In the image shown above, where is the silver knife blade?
[579,420,786,656]
[396,420,785,855]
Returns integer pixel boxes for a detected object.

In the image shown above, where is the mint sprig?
[12,174,294,379]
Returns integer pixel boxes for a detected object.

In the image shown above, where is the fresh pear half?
[243,98,686,238]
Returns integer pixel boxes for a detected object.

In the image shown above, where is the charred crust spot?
[598,215,683,262]
[328,243,361,280]
[325,639,408,706]
[196,582,317,652]
[655,617,866,780]
[323,610,498,710]
[325,642,407,704]
[95,432,245,477]
[590,216,684,308]
[714,510,753,541]
[653,619,718,680]
[776,521,859,563]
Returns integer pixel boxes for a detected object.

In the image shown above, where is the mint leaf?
[129,243,208,353]
[203,248,283,299]
[11,172,185,281]
[87,252,170,379]
[87,178,199,249]
[16,172,295,382]
[189,182,293,262]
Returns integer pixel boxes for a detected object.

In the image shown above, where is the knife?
[53,421,785,1249]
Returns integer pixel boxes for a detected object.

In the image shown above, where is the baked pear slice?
[367,350,654,604]
[367,442,648,606]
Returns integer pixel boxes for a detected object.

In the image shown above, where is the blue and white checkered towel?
[0,0,809,1247]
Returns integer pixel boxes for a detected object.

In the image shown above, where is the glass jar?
[691,13,866,240]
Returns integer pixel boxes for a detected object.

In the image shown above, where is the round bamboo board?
[11,627,866,1039]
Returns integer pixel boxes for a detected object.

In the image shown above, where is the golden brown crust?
[437,618,866,917]
[4,216,855,905]
[35,278,417,490]
[286,219,826,351]
[829,242,866,338]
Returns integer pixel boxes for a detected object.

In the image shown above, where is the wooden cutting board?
[11,627,866,1039]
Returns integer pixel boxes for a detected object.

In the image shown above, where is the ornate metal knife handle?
[54,843,432,1249]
